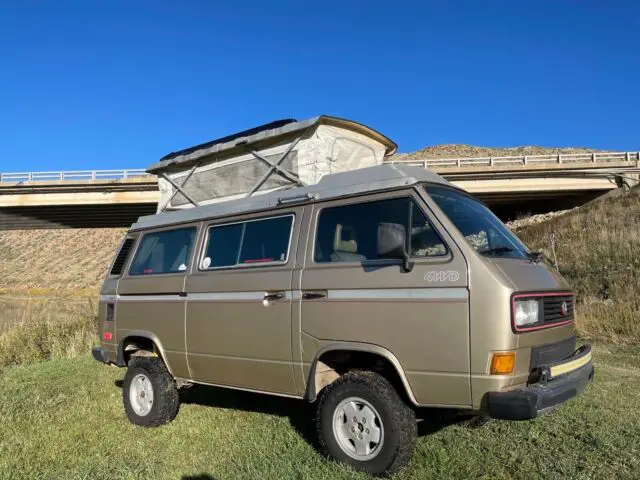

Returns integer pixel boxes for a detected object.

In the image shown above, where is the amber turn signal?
[490,352,515,375]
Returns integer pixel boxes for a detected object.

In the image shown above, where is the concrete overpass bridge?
[1,152,638,229]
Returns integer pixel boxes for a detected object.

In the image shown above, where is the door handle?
[264,291,285,301]
[302,291,327,300]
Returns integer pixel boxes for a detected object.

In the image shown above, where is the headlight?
[514,299,540,328]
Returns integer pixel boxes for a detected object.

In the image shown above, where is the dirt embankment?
[0,228,126,294]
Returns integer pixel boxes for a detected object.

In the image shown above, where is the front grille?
[542,295,574,323]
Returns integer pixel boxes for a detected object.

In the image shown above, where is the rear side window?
[201,215,294,269]
[110,237,136,276]
[129,227,197,276]
[314,197,447,263]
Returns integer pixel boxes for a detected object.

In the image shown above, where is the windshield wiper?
[525,251,544,263]
[479,246,516,256]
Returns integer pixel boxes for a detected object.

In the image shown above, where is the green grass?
[0,344,638,480]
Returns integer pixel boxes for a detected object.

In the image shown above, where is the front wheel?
[316,371,417,476]
[123,356,179,427]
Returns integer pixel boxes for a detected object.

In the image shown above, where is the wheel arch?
[116,330,173,376]
[305,342,418,406]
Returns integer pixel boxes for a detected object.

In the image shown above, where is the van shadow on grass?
[114,380,474,448]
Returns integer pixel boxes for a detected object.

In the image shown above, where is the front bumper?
[486,345,594,420]
[91,346,111,364]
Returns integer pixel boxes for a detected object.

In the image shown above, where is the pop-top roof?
[131,164,454,231]
[147,115,398,174]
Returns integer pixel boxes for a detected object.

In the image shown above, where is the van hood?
[489,258,572,292]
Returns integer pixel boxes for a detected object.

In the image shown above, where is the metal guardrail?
[0,169,152,182]
[1,152,639,183]
[390,151,640,168]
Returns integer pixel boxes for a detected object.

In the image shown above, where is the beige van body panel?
[98,237,130,359]
[184,208,305,396]
[98,277,120,360]
[298,189,472,406]
[114,224,200,380]
[421,193,577,408]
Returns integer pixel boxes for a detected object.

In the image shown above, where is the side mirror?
[377,222,414,272]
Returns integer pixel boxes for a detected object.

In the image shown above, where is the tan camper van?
[93,163,593,476]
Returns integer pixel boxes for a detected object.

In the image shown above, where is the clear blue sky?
[1,1,639,171]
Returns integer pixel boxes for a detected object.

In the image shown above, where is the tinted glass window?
[239,216,293,264]
[129,227,197,275]
[425,186,529,259]
[202,215,293,269]
[315,197,447,263]
[206,223,243,268]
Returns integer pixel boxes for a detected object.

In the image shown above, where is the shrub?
[0,299,97,371]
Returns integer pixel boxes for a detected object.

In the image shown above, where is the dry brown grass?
[517,187,640,343]
[396,144,602,161]
[0,228,126,294]
[0,298,97,371]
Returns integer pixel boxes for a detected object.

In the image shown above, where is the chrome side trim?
[99,295,118,302]
[188,291,300,301]
[107,289,466,303]
[189,292,264,301]
[326,288,468,300]
[117,295,185,302]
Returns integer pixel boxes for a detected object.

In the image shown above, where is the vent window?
[110,238,136,276]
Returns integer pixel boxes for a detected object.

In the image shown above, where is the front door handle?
[302,291,327,300]
[264,291,285,301]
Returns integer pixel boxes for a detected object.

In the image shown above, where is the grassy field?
[0,344,638,480]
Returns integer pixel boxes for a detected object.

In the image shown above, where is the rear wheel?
[316,371,417,476]
[123,356,179,427]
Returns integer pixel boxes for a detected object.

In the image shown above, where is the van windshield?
[424,185,530,259]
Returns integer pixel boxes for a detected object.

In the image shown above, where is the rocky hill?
[395,144,603,161]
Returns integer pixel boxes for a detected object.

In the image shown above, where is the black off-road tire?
[316,371,417,477]
[123,356,179,427]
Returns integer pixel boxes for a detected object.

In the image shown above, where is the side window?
[129,227,197,276]
[410,203,448,257]
[314,197,447,263]
[201,215,294,269]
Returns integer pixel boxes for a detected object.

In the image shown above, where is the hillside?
[395,144,603,161]
[517,186,640,343]
[0,228,126,294]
